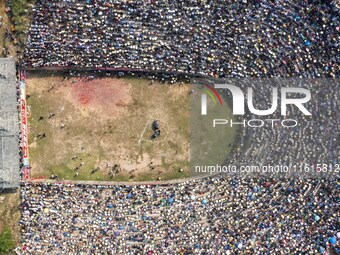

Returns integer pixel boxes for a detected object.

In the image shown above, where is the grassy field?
[0,226,15,255]
[27,73,190,181]
[190,85,239,174]
[0,191,21,255]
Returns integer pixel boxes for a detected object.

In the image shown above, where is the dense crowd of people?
[17,0,339,254]
[24,0,338,78]
[210,79,339,178]
[18,179,339,254]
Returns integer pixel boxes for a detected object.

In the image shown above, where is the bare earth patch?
[27,73,190,181]
[63,78,132,119]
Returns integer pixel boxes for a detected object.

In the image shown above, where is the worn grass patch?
[190,86,239,174]
[27,73,190,181]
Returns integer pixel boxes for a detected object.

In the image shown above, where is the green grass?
[190,85,239,174]
[161,160,190,180]
[0,226,15,255]
[8,0,31,28]
[7,0,35,45]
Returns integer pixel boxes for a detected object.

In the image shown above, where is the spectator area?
[24,0,338,78]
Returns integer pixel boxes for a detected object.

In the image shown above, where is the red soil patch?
[76,82,94,105]
[72,78,128,106]
[64,78,131,118]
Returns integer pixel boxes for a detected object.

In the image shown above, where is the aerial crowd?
[19,179,339,254]
[217,79,339,178]
[24,0,338,78]
[17,0,340,254]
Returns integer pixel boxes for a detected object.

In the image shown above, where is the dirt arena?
[26,73,190,181]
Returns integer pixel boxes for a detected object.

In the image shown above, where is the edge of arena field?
[27,172,220,186]
[24,66,214,79]
[22,66,225,186]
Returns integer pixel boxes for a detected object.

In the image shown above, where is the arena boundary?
[27,172,219,186]
[24,66,212,80]
[20,68,220,184]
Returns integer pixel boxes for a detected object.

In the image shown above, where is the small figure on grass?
[90,167,99,175]
[152,120,159,131]
[151,120,161,139]
[37,132,46,139]
[151,129,160,139]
